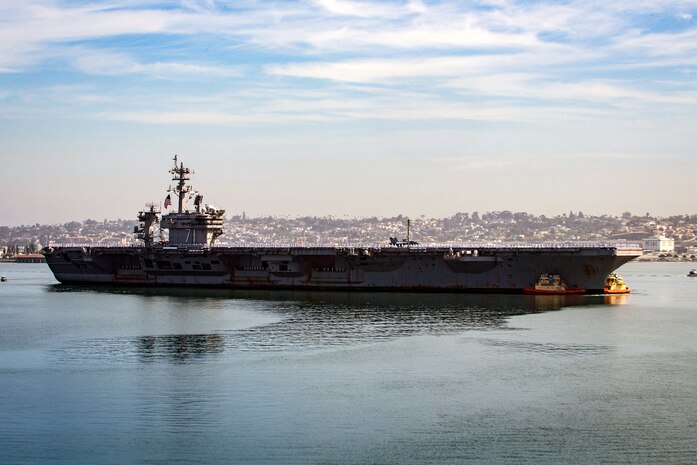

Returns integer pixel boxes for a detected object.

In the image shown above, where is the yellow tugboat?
[523,274,585,295]
[604,274,630,294]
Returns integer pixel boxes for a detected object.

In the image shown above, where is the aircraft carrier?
[43,157,642,293]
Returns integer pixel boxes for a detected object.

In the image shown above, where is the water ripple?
[478,338,613,356]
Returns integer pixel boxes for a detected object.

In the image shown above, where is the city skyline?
[2,0,697,225]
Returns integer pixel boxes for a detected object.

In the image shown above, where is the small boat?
[688,270,697,277]
[523,273,586,295]
[604,273,630,294]
[0,276,6,282]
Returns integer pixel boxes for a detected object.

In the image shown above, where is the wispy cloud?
[68,48,244,78]
[2,0,697,124]
[612,28,697,58]
[311,0,416,18]
[102,110,248,125]
[446,74,697,106]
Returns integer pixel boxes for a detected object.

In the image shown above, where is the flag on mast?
[164,194,172,208]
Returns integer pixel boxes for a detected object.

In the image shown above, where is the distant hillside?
[2,212,696,252]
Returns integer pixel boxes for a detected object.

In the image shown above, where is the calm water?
[1,262,696,464]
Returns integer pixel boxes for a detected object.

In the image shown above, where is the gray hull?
[43,244,641,293]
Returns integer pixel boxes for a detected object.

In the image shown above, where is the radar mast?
[168,154,193,213]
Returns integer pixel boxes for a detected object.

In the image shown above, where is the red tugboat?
[604,273,631,294]
[523,273,586,295]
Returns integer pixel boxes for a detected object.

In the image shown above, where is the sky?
[1,0,696,225]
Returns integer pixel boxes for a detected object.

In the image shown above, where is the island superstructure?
[43,157,642,292]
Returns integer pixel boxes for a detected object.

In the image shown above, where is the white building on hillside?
[642,235,674,252]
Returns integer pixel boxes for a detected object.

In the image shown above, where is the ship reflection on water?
[137,333,225,362]
[524,293,628,310]
[48,285,627,363]
[603,293,630,305]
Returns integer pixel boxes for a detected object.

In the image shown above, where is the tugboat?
[523,274,585,295]
[688,269,697,278]
[604,273,631,294]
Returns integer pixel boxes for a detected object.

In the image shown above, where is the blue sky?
[1,0,696,225]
